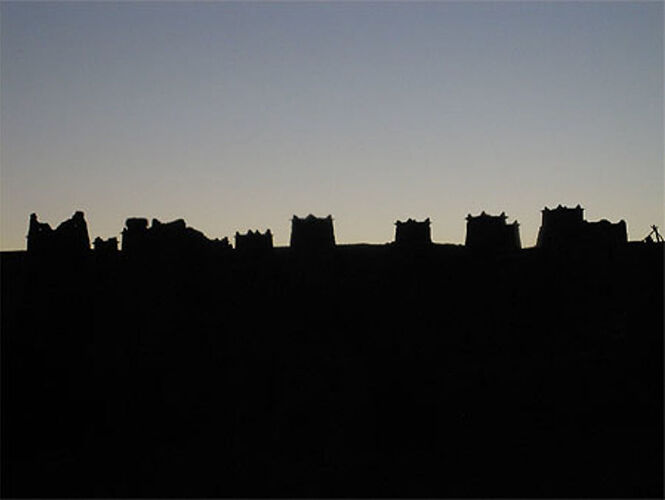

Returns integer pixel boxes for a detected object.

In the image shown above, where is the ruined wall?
[27,212,90,256]
[121,217,230,256]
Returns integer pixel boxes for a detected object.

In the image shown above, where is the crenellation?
[536,204,627,249]
[465,211,521,252]
[235,229,273,252]
[290,214,335,251]
[394,218,432,246]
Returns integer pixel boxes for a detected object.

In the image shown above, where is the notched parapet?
[394,218,432,246]
[235,229,273,252]
[290,214,335,251]
[465,211,521,253]
[536,204,627,250]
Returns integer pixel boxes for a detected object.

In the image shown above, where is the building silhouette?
[121,218,150,253]
[235,230,273,252]
[465,211,521,252]
[394,218,432,246]
[121,217,230,255]
[22,206,638,258]
[290,214,335,250]
[27,211,90,256]
[536,205,627,249]
[8,204,662,500]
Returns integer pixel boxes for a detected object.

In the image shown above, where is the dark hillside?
[1,241,662,497]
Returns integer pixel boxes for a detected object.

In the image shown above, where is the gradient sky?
[1,1,662,250]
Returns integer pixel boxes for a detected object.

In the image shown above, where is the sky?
[1,1,662,250]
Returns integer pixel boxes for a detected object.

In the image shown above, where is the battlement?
[541,204,584,224]
[537,204,626,249]
[465,211,521,252]
[235,229,273,252]
[290,214,335,251]
[394,218,432,246]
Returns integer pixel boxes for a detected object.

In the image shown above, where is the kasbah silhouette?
[2,204,663,498]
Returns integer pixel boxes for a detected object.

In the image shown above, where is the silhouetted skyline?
[1,2,662,250]
[3,208,662,497]
[22,204,634,255]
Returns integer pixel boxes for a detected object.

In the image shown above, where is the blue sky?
[1,1,662,249]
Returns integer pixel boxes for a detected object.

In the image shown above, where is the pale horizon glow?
[1,2,663,250]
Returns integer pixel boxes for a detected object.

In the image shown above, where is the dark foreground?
[2,243,663,498]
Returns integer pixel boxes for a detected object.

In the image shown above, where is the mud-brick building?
[536,205,627,250]
[394,218,432,246]
[465,211,521,252]
[290,215,335,251]
[121,217,230,255]
[235,230,273,252]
